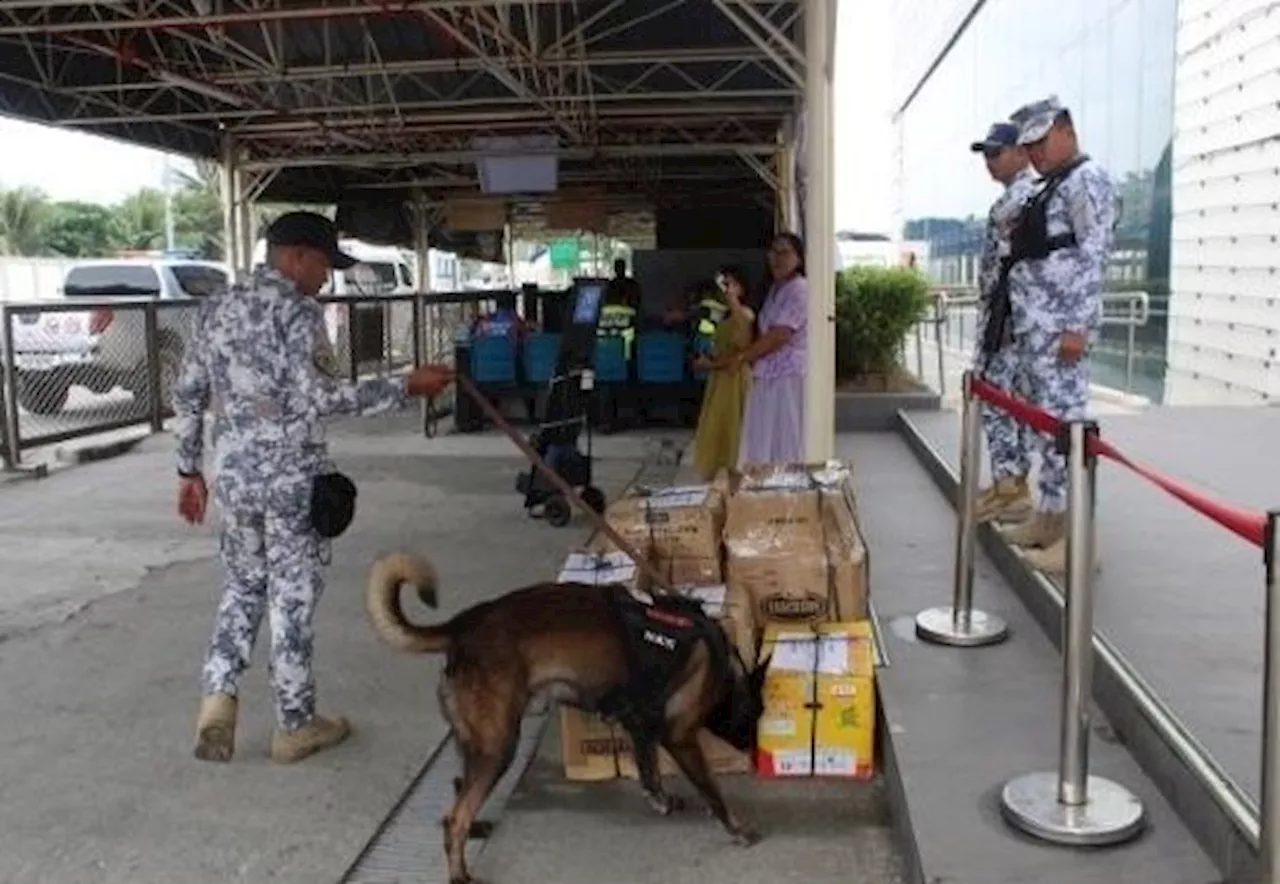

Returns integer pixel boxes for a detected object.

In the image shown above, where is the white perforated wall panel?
[1167,0,1280,405]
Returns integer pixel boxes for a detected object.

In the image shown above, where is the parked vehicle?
[9,258,229,415]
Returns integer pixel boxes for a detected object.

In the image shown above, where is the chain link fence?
[0,290,480,471]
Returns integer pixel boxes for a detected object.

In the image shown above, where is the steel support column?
[803,0,837,462]
[220,134,238,270]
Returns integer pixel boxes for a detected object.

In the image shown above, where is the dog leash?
[454,373,672,593]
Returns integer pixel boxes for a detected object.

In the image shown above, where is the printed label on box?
[559,551,637,586]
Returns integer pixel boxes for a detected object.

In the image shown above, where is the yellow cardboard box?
[754,621,876,779]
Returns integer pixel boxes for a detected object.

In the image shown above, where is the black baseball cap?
[264,211,356,269]
[969,122,1020,153]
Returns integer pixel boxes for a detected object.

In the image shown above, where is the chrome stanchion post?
[1001,420,1145,845]
[916,370,1010,646]
[0,305,21,470]
[1260,510,1280,882]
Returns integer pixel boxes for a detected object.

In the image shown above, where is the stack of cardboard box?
[557,461,877,783]
[723,461,876,780]
[559,482,755,781]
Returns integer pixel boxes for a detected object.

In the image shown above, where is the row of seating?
[466,331,702,386]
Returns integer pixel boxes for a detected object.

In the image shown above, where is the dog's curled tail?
[365,551,450,654]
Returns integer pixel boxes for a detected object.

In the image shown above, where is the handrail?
[0,288,508,315]
[910,287,1155,396]
[929,287,1152,328]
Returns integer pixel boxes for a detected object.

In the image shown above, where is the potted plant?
[832,265,939,430]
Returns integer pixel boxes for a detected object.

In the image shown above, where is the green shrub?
[834,265,931,381]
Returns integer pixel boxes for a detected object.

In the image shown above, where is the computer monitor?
[570,277,607,325]
[556,276,610,373]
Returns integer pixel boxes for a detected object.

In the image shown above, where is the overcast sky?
[0,1,894,235]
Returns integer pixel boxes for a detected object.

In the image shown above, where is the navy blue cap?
[969,122,1020,153]
[264,211,356,270]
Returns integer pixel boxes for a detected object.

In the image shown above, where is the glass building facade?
[893,0,1177,400]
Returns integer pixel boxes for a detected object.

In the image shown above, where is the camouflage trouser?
[974,344,1031,482]
[1017,326,1090,514]
[202,468,325,731]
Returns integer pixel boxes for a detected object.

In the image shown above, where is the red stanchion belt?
[453,374,672,590]
[970,375,1267,548]
[1088,437,1267,548]
[970,376,1062,436]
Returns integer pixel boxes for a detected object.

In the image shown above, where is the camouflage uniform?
[1007,100,1119,516]
[173,266,409,730]
[975,165,1038,482]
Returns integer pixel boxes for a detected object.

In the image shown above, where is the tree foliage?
[834,265,932,380]
[0,163,236,260]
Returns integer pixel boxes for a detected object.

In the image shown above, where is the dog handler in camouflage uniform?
[968,121,1038,523]
[998,97,1119,575]
[173,211,454,763]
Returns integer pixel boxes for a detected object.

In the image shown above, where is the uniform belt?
[209,394,283,421]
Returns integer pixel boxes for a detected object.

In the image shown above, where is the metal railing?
[906,287,1155,398]
[0,289,490,473]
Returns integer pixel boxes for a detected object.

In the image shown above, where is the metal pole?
[1060,420,1098,805]
[934,297,946,399]
[1261,510,1280,881]
[1001,420,1145,845]
[1125,304,1137,395]
[145,304,164,433]
[914,320,924,381]
[1,306,22,469]
[915,370,1009,646]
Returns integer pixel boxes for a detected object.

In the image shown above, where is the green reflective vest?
[597,303,637,359]
[696,298,728,338]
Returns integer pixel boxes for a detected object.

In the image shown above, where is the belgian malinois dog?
[365,551,769,884]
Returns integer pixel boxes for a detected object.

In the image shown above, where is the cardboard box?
[755,621,876,779]
[561,707,751,781]
[557,549,644,592]
[724,487,824,556]
[654,555,723,587]
[726,477,869,630]
[605,484,726,561]
[559,583,756,781]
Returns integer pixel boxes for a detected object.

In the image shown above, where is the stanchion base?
[1000,772,1146,847]
[915,606,1009,647]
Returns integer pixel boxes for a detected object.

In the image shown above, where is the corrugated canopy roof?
[0,0,804,239]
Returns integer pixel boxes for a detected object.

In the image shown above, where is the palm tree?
[0,186,50,255]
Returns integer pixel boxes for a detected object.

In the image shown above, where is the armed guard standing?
[969,121,1039,523]
[174,211,455,764]
[994,97,1119,574]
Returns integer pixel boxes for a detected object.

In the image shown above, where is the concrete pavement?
[0,410,654,884]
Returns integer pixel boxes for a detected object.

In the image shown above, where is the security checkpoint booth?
[0,0,837,472]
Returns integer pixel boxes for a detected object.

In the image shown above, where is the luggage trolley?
[514,277,610,528]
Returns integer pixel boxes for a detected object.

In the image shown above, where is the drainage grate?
[341,708,550,884]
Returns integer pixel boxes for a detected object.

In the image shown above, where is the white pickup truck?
[9,258,230,415]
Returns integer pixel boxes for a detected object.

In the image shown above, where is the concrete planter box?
[834,374,941,432]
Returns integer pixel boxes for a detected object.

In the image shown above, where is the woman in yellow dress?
[691,266,756,481]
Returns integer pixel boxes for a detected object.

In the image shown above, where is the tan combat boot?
[973,475,1032,523]
[271,714,352,763]
[193,692,238,763]
[1022,536,1103,577]
[999,510,1065,550]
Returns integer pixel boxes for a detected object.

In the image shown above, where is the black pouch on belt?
[310,471,358,539]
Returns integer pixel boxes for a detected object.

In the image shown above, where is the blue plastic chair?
[593,336,628,383]
[636,331,686,384]
[521,333,561,385]
[469,335,517,384]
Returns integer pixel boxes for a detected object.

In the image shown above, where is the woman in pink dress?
[736,232,809,466]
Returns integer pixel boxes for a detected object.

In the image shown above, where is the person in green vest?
[693,280,729,357]
[596,259,638,361]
